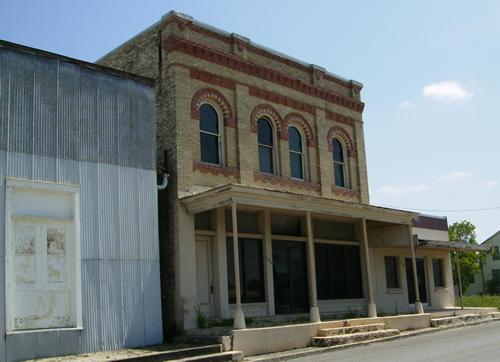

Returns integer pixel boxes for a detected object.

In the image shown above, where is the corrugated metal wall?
[0,46,155,170]
[0,45,162,361]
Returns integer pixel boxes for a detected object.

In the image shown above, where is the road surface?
[295,321,500,362]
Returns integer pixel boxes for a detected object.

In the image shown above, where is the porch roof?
[417,239,492,253]
[180,184,418,225]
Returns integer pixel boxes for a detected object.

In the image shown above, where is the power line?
[374,204,500,213]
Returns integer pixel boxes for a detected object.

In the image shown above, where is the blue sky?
[2,1,499,241]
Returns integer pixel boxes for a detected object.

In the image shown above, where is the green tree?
[449,220,484,293]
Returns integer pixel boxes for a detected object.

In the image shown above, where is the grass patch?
[456,295,500,310]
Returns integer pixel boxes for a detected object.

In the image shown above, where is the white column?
[306,211,321,322]
[214,207,229,318]
[408,225,424,314]
[232,202,246,329]
[263,209,275,316]
[361,218,377,317]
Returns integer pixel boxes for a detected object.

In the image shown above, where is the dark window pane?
[288,127,302,152]
[259,146,273,173]
[385,256,399,289]
[334,163,345,188]
[333,139,344,162]
[258,118,273,146]
[290,152,303,179]
[315,243,363,300]
[315,244,330,300]
[493,269,500,280]
[432,259,444,287]
[313,220,356,241]
[194,211,212,230]
[271,214,303,236]
[344,245,363,298]
[227,238,265,304]
[225,210,259,233]
[200,132,219,164]
[200,104,219,133]
[494,246,500,260]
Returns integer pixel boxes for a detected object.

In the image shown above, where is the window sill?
[6,327,83,335]
[434,287,448,292]
[229,302,267,306]
[193,161,239,177]
[386,288,404,295]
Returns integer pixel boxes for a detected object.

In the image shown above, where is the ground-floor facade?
[172,184,457,330]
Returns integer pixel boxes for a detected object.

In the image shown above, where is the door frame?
[195,235,214,317]
[406,257,429,307]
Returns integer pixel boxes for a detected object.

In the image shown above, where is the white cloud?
[375,183,436,196]
[483,180,498,188]
[398,101,415,110]
[437,171,471,184]
[422,81,473,102]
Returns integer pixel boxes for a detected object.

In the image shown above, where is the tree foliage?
[449,220,484,294]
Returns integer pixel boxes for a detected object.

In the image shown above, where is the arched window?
[289,126,304,179]
[199,104,221,164]
[333,138,347,188]
[257,118,274,174]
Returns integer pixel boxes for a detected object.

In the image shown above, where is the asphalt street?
[294,321,500,362]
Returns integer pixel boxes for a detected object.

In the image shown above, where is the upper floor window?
[333,138,347,188]
[289,126,304,179]
[258,118,274,174]
[200,103,221,164]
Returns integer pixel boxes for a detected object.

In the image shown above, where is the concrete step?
[114,345,223,361]
[178,351,244,362]
[430,312,500,328]
[312,329,400,347]
[317,323,385,337]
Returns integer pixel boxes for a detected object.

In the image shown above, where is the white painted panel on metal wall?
[12,190,73,219]
[142,260,163,344]
[33,154,56,182]
[121,260,146,347]
[79,161,99,260]
[97,165,120,259]
[118,167,140,260]
[6,151,32,180]
[80,259,102,352]
[138,170,159,261]
[99,259,124,350]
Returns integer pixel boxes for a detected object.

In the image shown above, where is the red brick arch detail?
[250,104,283,137]
[282,113,316,147]
[191,88,235,127]
[327,126,356,157]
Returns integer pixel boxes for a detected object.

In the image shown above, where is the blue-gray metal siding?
[0,45,162,361]
[0,47,156,170]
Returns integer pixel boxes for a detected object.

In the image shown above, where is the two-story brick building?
[99,11,465,335]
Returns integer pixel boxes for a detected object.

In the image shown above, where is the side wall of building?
[0,47,162,360]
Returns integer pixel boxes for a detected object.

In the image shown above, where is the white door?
[196,237,213,317]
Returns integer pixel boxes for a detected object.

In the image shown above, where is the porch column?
[361,218,377,317]
[306,211,321,322]
[231,202,246,329]
[408,225,424,314]
[263,209,275,316]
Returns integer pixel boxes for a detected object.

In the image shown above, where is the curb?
[246,317,500,361]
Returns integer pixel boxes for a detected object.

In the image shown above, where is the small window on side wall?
[199,103,221,165]
[258,118,274,174]
[333,138,347,188]
[384,256,399,289]
[289,126,304,179]
[432,258,445,288]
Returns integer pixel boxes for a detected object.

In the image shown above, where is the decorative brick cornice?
[190,68,236,90]
[193,161,239,177]
[164,36,364,113]
[325,110,356,127]
[164,18,353,90]
[327,126,356,157]
[332,186,361,200]
[248,86,316,115]
[250,104,283,136]
[282,113,316,147]
[254,172,321,193]
[191,88,235,127]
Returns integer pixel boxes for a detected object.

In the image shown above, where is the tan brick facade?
[98,11,371,335]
